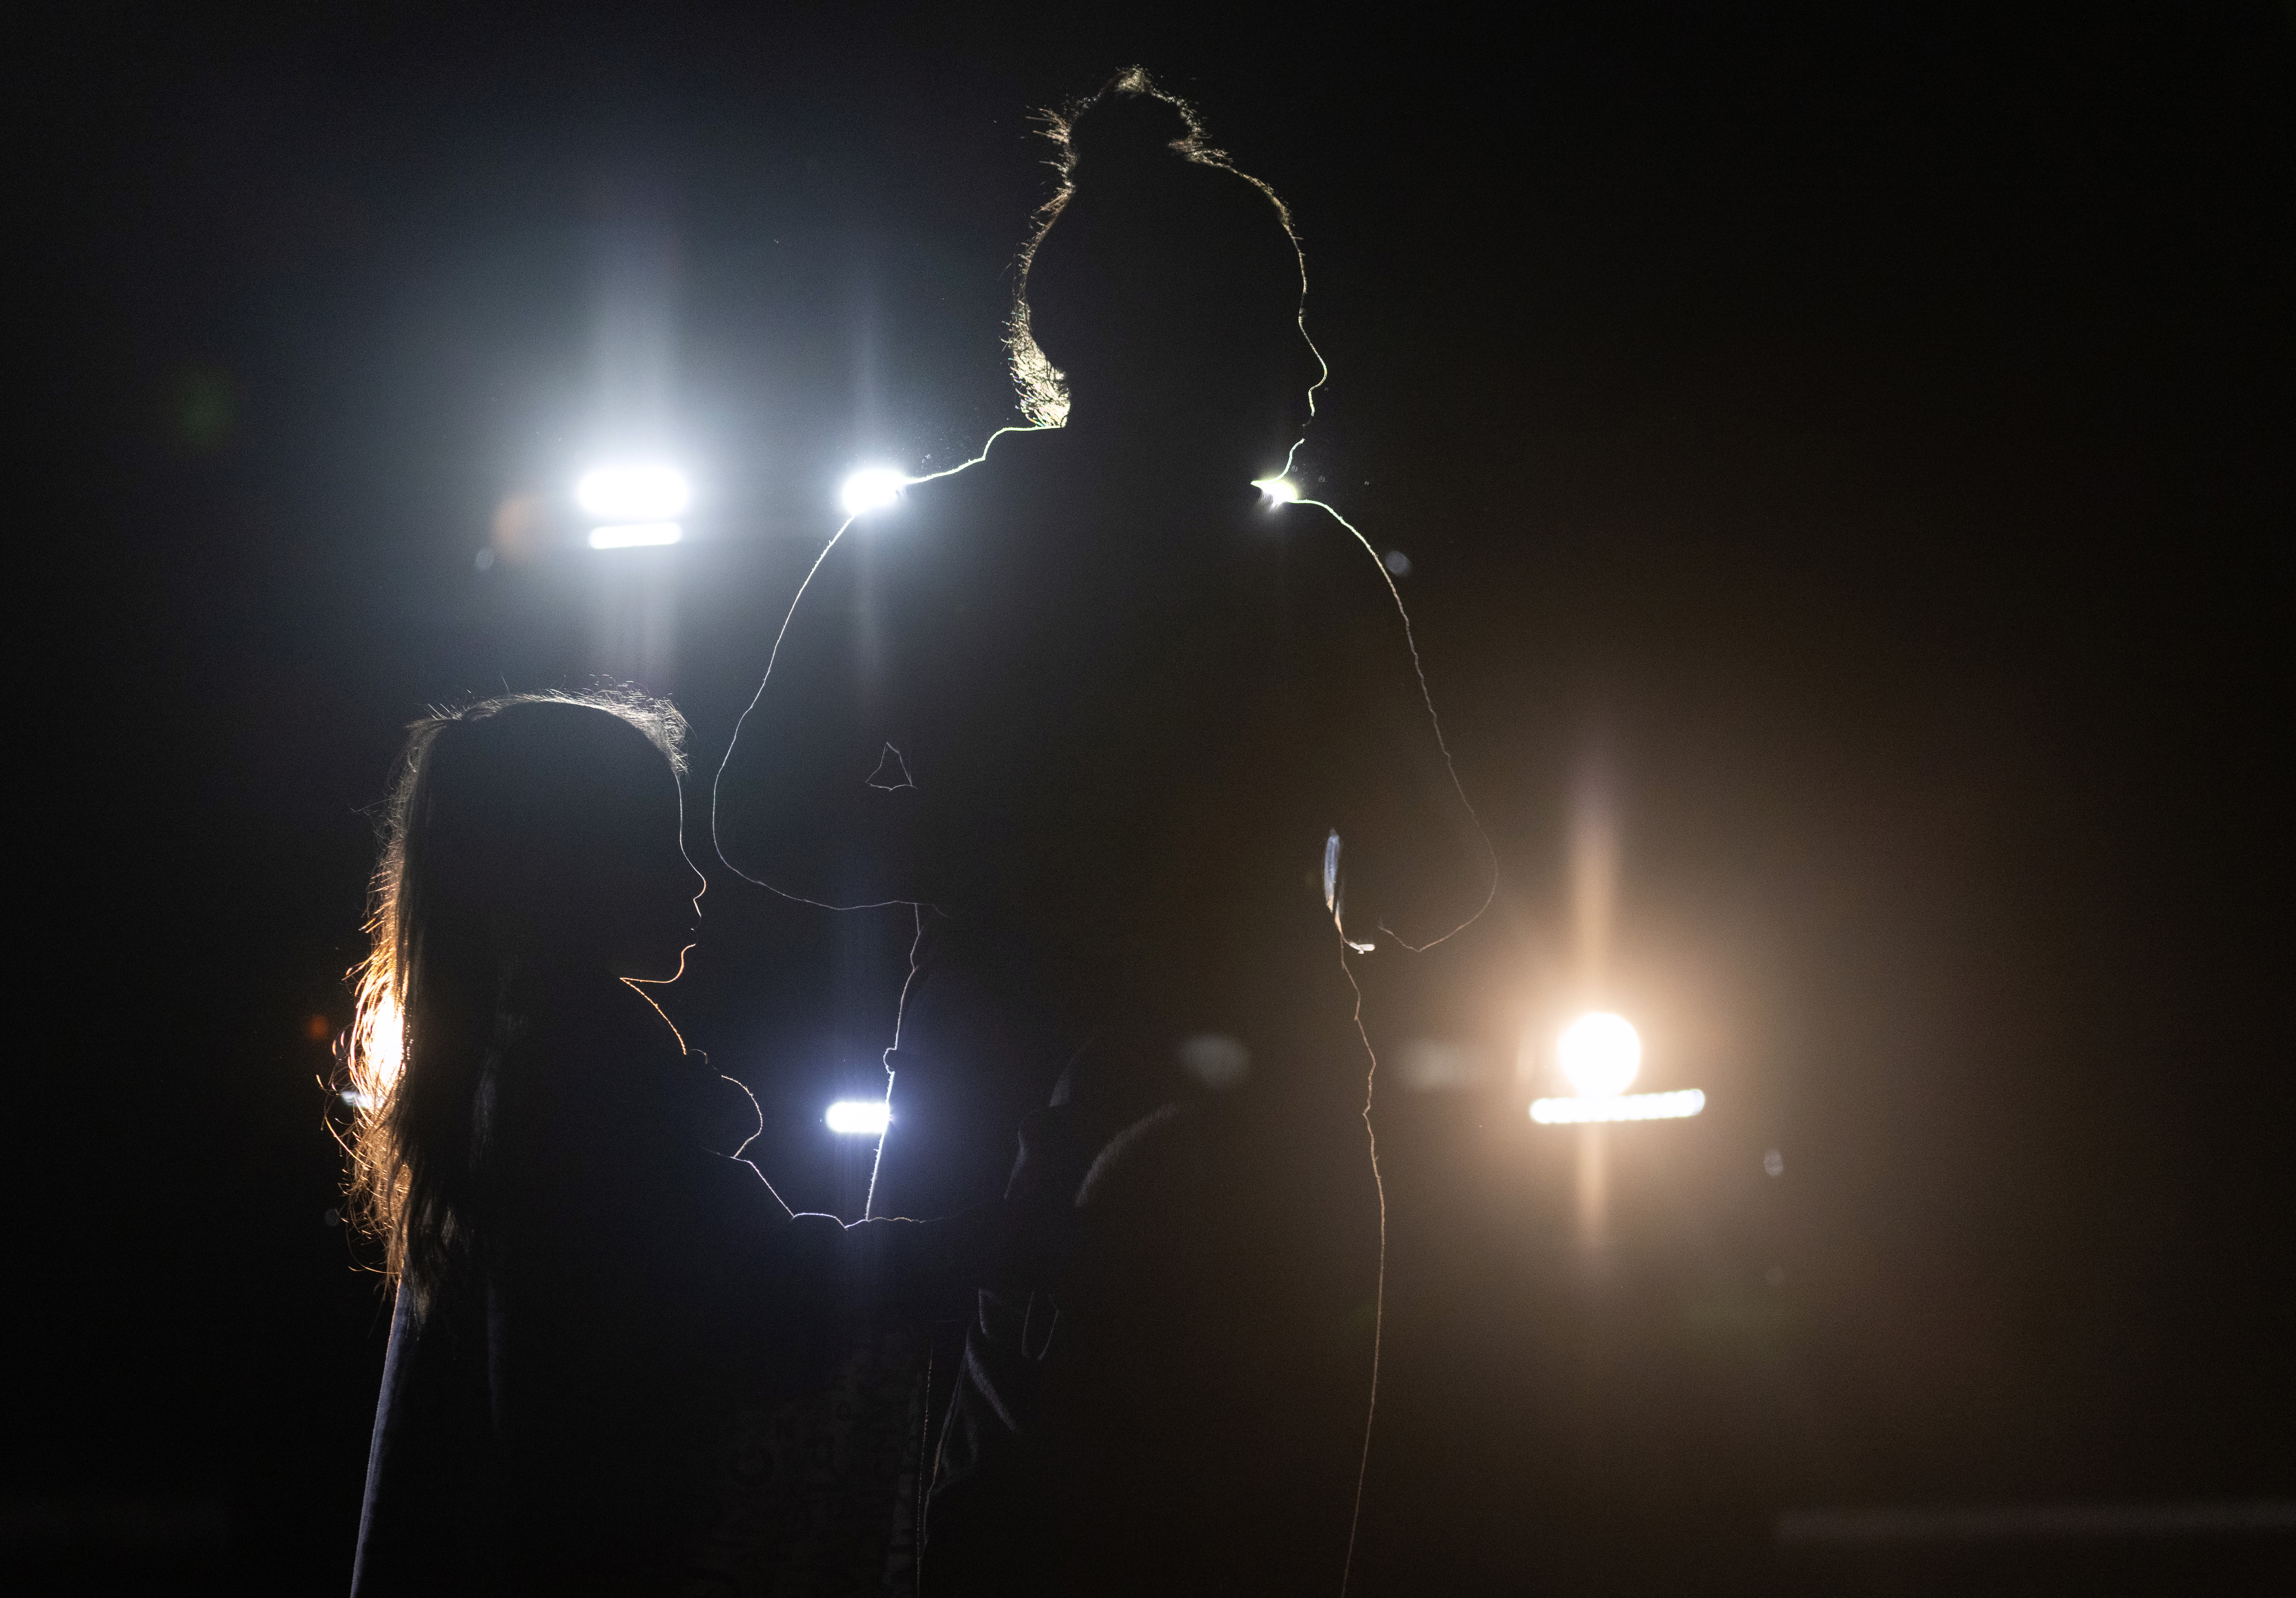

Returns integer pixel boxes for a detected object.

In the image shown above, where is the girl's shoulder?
[486,970,689,1152]
[497,965,677,1061]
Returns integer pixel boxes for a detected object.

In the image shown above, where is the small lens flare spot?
[826,1099,890,1135]
[1397,1039,1489,1091]
[1764,1149,1786,1177]
[840,467,907,516]
[1557,1011,1642,1098]
[588,522,683,549]
[1253,477,1299,504]
[577,464,690,520]
[1383,549,1412,576]
[174,367,236,449]
[1178,1034,1250,1091]
[306,1014,333,1043]
[1530,1089,1705,1123]
[491,490,547,563]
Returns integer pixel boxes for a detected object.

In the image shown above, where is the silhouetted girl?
[717,72,1492,1595]
[345,692,1020,1596]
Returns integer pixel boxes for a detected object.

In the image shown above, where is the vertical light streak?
[1569,760,1620,1247]
[585,179,684,685]
[1577,1125,1608,1251]
[1571,763,1619,1003]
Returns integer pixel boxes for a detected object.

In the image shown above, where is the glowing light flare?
[1557,1011,1642,1097]
[577,464,690,520]
[1253,477,1299,504]
[363,992,403,1088]
[342,989,404,1112]
[825,1099,890,1135]
[588,522,683,549]
[1531,1089,1705,1124]
[839,467,907,516]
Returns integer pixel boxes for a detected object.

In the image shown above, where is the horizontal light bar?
[1776,1500,2296,1545]
[1531,1088,1705,1124]
[588,522,682,549]
[578,464,690,520]
[825,1099,889,1135]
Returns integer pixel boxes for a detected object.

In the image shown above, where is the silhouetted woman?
[717,72,1491,1596]
[344,692,1025,1596]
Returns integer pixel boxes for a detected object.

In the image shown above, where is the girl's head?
[1011,69,1323,472]
[344,690,699,1301]
[392,694,702,980]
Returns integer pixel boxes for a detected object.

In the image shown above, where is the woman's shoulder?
[1241,498,1409,632]
[1265,496,1387,569]
[807,429,1053,591]
[859,427,1056,522]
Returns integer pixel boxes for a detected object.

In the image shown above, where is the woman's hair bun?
[1061,69,1205,177]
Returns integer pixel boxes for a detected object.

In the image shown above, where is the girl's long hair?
[341,688,688,1308]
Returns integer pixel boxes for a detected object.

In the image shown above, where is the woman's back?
[713,72,1494,1590]
[724,424,1482,1216]
[731,426,1477,1032]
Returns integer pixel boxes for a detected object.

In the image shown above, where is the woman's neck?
[1057,405,1275,489]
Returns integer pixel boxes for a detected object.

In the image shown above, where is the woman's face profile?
[1246,319,1326,476]
[1104,306,1324,480]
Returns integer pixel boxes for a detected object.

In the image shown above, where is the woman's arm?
[713,522,933,907]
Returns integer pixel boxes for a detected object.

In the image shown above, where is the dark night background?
[15,2,2294,1592]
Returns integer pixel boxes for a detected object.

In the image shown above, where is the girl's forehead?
[491,706,678,817]
[582,733,680,804]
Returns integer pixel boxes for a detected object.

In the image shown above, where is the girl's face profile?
[499,715,705,982]
[582,752,705,984]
